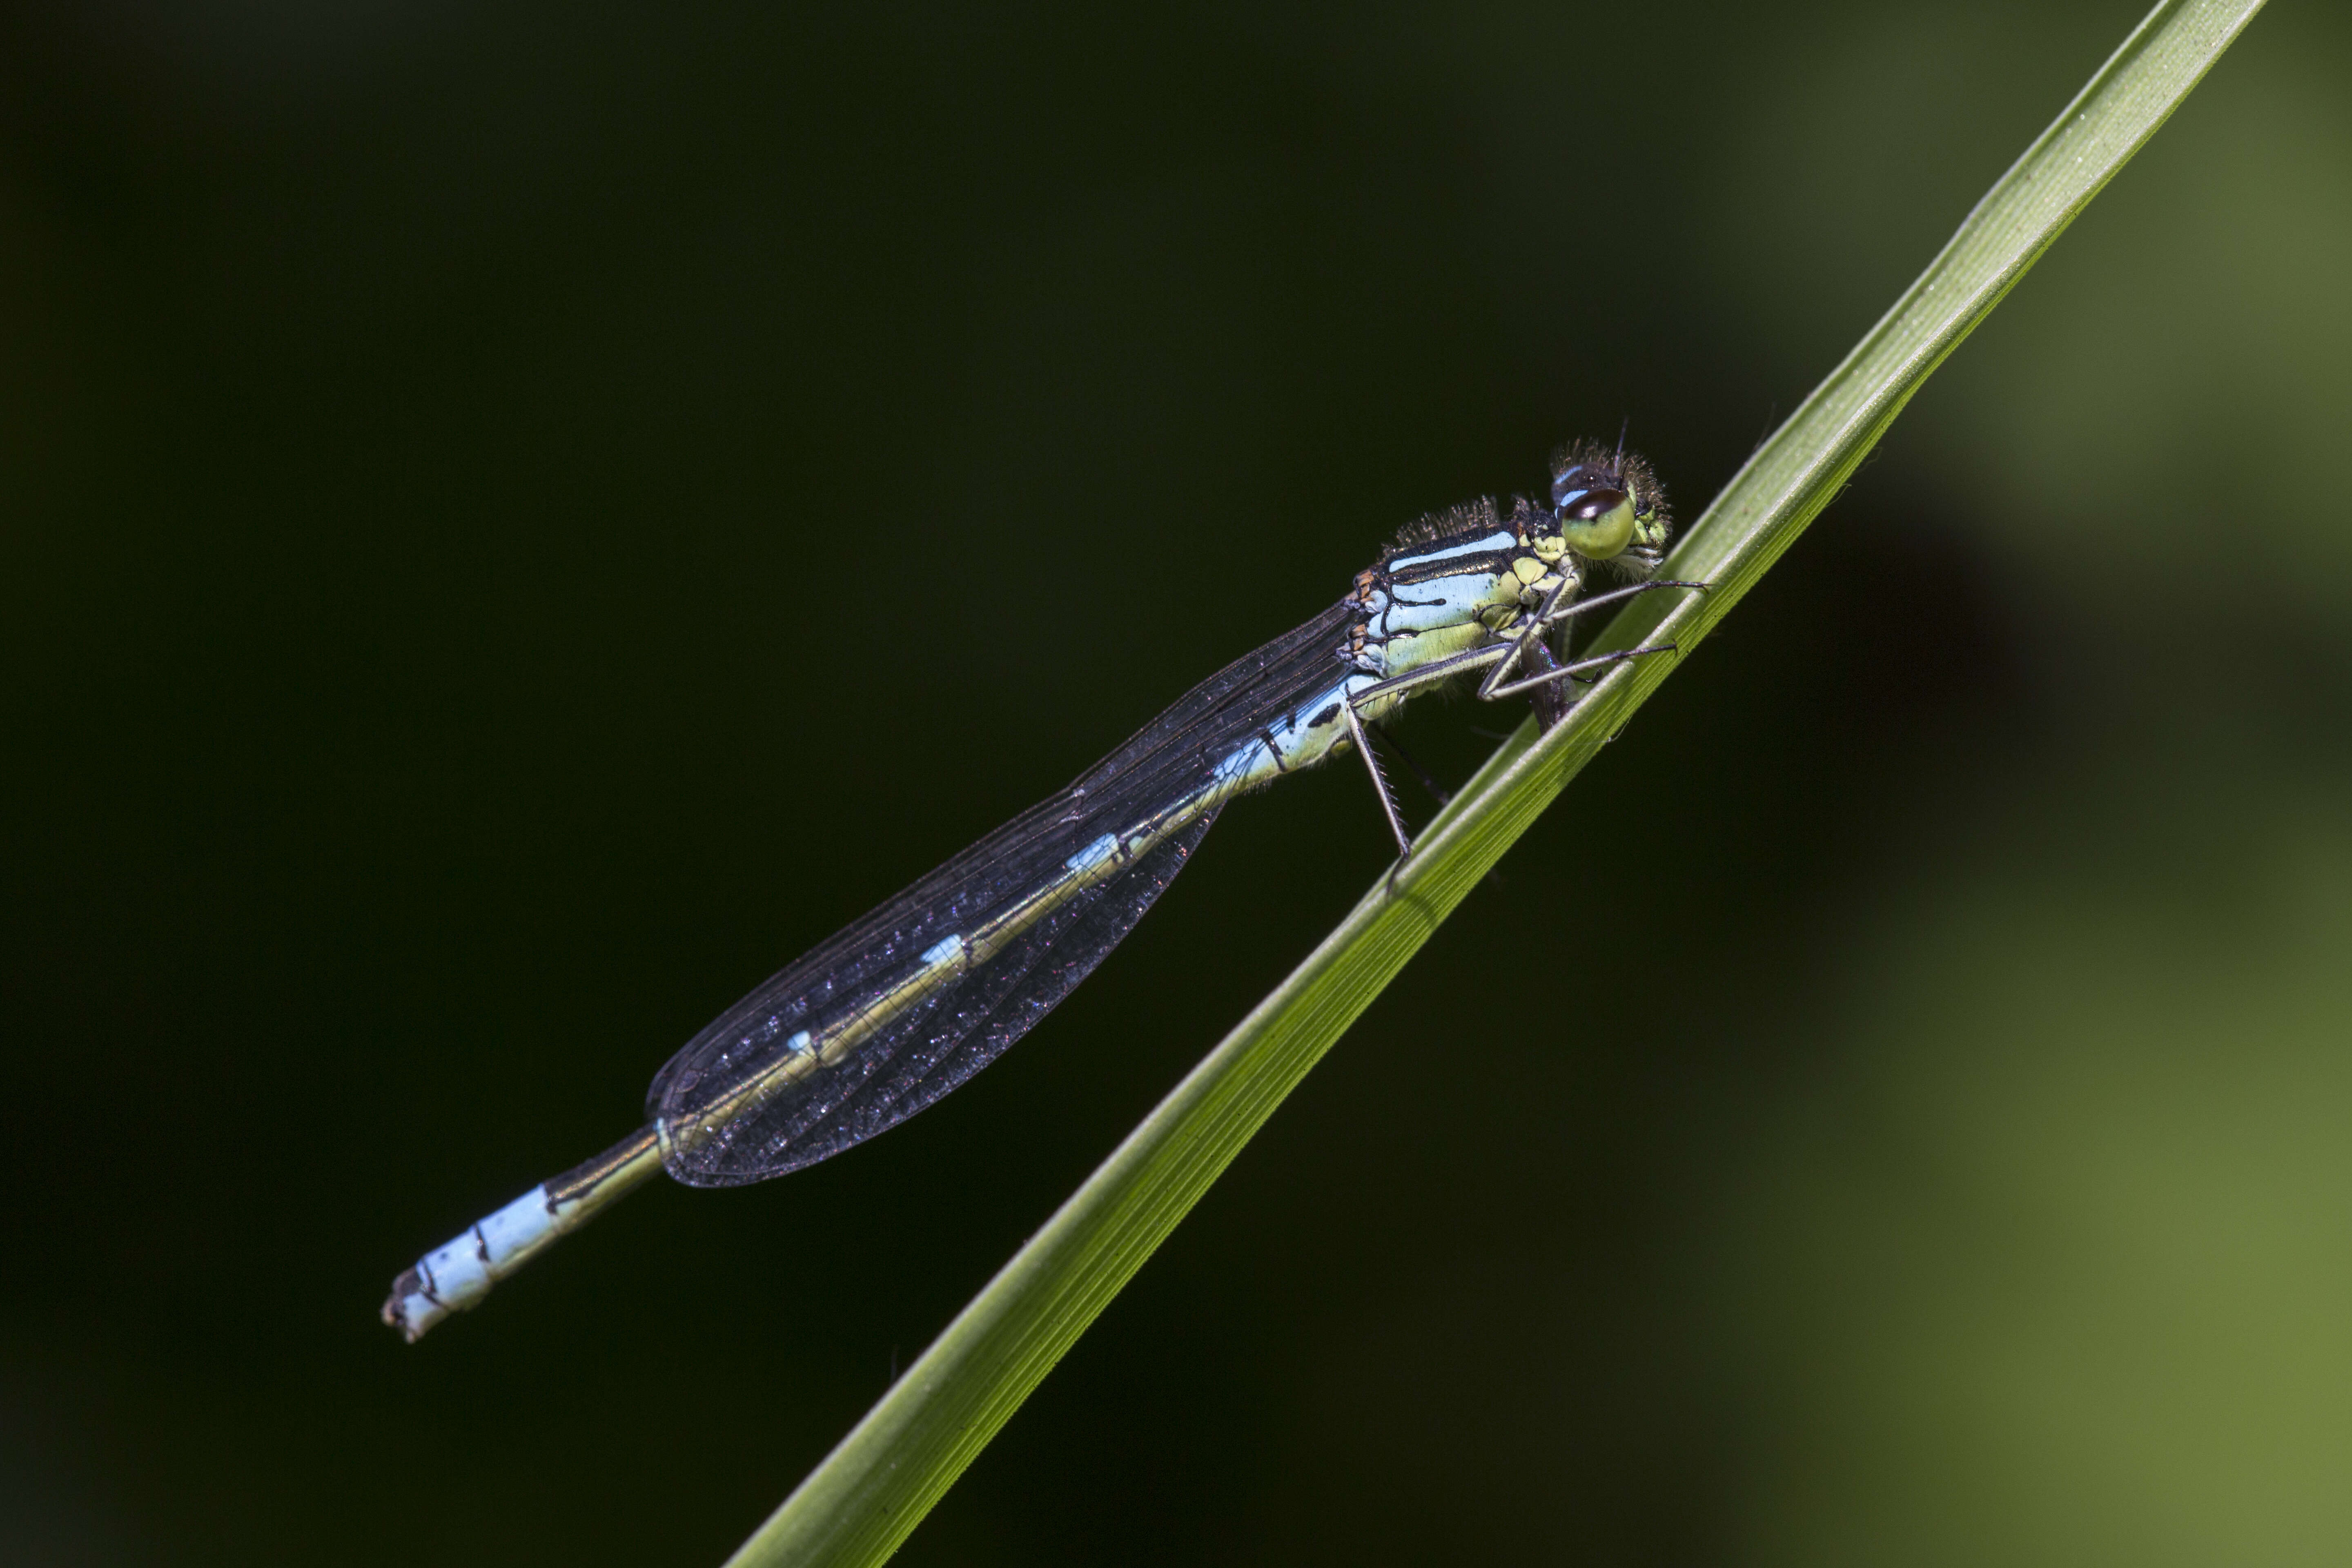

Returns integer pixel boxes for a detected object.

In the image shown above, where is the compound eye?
[1559,486,1636,559]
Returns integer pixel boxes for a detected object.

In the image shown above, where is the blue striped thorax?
[1343,493,1588,679]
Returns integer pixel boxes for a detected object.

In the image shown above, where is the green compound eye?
[1559,486,1637,560]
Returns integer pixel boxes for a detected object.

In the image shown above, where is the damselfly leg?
[1339,571,1701,862]
[1483,575,1707,704]
[1343,697,1415,861]
[1368,722,1454,808]
[1483,641,1680,702]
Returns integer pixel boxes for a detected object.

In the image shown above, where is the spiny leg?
[1481,576,1707,705]
[1533,576,1709,630]
[1484,642,1679,703]
[1343,695,1414,862]
[1350,641,1515,709]
[1372,721,1514,891]
[1369,720,1454,807]
[1518,637,1572,733]
[1488,570,1584,700]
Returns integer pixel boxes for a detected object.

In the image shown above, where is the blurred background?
[4,1,2348,1563]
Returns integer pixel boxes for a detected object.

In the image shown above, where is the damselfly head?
[1548,437,1670,576]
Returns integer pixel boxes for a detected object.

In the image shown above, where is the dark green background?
[6,2,2348,1563]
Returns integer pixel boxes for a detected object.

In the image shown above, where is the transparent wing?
[648,603,1358,1187]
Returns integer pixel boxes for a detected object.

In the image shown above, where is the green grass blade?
[726,4,2264,1563]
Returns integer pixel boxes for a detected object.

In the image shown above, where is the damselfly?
[383,440,1696,1341]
